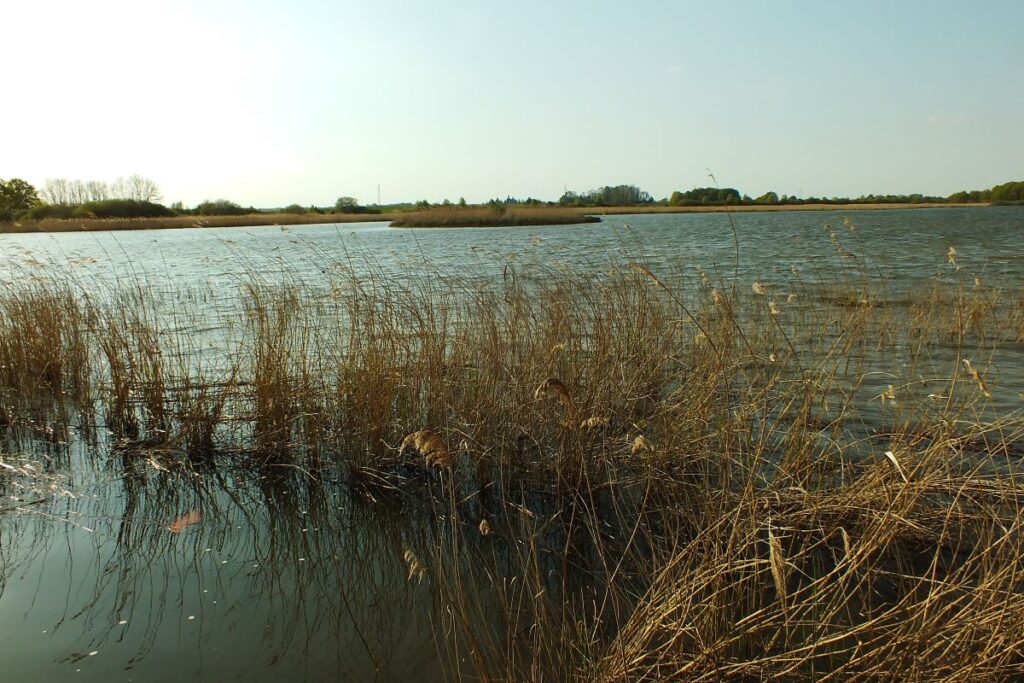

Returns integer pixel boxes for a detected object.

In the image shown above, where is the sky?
[2,0,1022,207]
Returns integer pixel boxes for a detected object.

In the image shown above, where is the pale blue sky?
[3,0,1021,206]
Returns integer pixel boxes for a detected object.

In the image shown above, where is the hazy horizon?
[3,0,1022,208]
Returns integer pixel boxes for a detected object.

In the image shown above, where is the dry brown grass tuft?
[400,429,453,468]
[580,416,610,430]
[631,434,654,455]
[535,376,574,411]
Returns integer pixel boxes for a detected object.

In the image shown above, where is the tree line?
[664,182,1024,207]
[2,176,1022,223]
[559,185,654,206]
[0,176,383,221]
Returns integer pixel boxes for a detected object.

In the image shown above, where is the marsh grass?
[0,211,394,234]
[0,237,1023,680]
[389,207,601,228]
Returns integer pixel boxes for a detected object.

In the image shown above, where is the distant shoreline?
[0,202,993,234]
[567,201,985,215]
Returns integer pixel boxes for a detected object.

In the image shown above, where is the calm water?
[1,207,1023,681]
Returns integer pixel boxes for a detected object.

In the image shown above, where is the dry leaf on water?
[167,510,202,533]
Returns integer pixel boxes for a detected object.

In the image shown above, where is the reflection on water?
[2,439,644,681]
[2,449,445,681]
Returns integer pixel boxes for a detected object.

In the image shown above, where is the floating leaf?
[167,510,202,533]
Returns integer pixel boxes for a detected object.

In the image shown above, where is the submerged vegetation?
[1,223,1023,680]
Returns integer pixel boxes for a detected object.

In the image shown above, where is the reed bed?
[0,211,393,234]
[1,240,1023,681]
[389,207,601,227]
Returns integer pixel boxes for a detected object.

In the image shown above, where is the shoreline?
[0,202,992,234]
[576,201,985,214]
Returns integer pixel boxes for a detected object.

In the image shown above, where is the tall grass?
[0,211,393,234]
[390,206,602,227]
[0,238,1022,680]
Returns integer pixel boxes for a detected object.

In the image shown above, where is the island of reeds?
[2,226,1023,680]
[389,206,602,227]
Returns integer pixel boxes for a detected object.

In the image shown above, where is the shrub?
[195,199,251,216]
[72,199,176,219]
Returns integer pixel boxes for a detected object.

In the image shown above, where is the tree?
[119,175,162,203]
[41,178,72,205]
[42,176,159,205]
[560,185,654,206]
[0,178,41,220]
[755,191,779,205]
[668,187,741,205]
[990,181,1024,202]
[334,196,359,212]
[195,199,249,216]
[85,180,111,202]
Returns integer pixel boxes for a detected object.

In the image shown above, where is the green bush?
[20,204,76,220]
[72,199,175,219]
[195,199,251,216]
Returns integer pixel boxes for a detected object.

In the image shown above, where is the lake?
[1,207,1023,681]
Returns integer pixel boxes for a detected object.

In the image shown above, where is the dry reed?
[0,235,1021,681]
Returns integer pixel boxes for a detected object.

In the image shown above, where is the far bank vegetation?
[2,175,1021,233]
